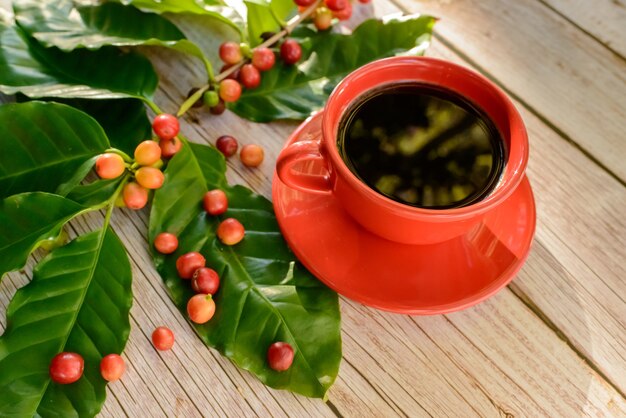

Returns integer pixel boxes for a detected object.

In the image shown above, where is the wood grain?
[421,41,626,396]
[538,0,626,57]
[372,0,626,395]
[1,0,625,416]
[391,0,626,182]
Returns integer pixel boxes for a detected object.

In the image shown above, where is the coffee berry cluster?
[49,352,125,385]
[200,38,302,113]
[152,188,242,325]
[297,0,370,29]
[185,0,372,115]
[153,188,294,371]
[95,114,183,209]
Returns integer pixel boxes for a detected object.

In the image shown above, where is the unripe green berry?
[240,43,251,58]
[203,90,219,107]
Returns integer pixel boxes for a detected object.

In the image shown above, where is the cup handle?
[276,139,332,194]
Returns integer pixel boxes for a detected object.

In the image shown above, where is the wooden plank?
[374,0,626,396]
[341,296,626,417]
[1,0,625,416]
[121,194,420,418]
[144,46,626,416]
[538,0,626,57]
[103,211,335,417]
[420,42,626,394]
[99,392,127,418]
[389,0,626,182]
[330,361,406,417]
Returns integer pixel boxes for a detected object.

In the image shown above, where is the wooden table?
[2,0,625,416]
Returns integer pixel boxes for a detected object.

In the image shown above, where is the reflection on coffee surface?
[338,83,505,209]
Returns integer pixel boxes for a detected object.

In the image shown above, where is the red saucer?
[272,113,536,315]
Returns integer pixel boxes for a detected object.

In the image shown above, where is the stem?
[104,174,131,223]
[215,0,322,84]
[206,59,216,83]
[105,148,133,163]
[102,189,118,229]
[177,85,211,117]
[143,98,164,115]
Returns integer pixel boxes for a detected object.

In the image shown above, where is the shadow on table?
[332,246,608,416]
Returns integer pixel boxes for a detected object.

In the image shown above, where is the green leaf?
[55,156,100,198]
[52,98,152,156]
[149,142,341,398]
[0,193,87,280]
[230,15,436,121]
[245,0,277,46]
[14,0,214,77]
[271,0,297,25]
[245,0,294,46]
[0,102,110,199]
[67,178,124,208]
[111,0,244,35]
[0,14,158,99]
[0,227,133,417]
[165,12,241,74]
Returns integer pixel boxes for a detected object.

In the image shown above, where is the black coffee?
[338,83,505,209]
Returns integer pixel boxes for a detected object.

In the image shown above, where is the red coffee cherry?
[240,144,265,167]
[154,232,178,254]
[239,64,261,89]
[280,39,302,65]
[122,182,149,210]
[152,114,180,140]
[219,79,242,103]
[159,137,182,158]
[152,326,175,351]
[192,267,220,295]
[217,218,245,246]
[95,153,125,179]
[219,41,243,65]
[135,166,164,190]
[100,354,125,382]
[251,47,275,71]
[314,7,333,30]
[203,189,228,216]
[216,135,239,157]
[50,352,84,384]
[134,140,162,166]
[267,342,294,371]
[333,0,352,20]
[187,294,216,324]
[358,0,371,3]
[210,100,227,115]
[176,251,206,279]
[325,0,347,11]
[294,0,316,6]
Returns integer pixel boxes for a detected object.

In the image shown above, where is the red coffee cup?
[276,57,528,245]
